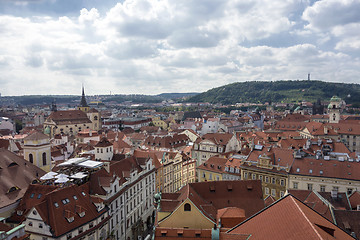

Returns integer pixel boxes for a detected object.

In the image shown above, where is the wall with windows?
[197,169,223,182]
[289,175,360,195]
[241,169,288,200]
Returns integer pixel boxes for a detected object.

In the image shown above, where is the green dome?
[44,126,51,135]
[327,103,333,109]
[330,96,341,102]
[154,192,161,202]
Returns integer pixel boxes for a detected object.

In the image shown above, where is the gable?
[158,198,214,229]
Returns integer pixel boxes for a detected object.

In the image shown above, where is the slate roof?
[24,130,49,141]
[0,149,45,210]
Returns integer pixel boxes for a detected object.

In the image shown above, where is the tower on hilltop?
[78,85,90,113]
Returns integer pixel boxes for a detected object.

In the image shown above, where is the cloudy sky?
[0,0,360,96]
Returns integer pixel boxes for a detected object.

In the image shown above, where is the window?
[293,182,298,189]
[333,186,339,191]
[244,172,248,179]
[252,174,256,180]
[37,194,42,199]
[67,233,72,240]
[42,152,47,166]
[259,175,263,181]
[265,176,269,183]
[29,153,33,163]
[280,191,285,198]
[320,185,326,192]
[265,187,269,195]
[271,189,276,197]
[28,221,33,227]
[271,178,276,184]
[307,183,313,191]
[347,188,353,195]
[39,223,43,228]
[280,179,285,186]
[184,203,191,211]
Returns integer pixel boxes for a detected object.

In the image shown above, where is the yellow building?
[154,180,265,238]
[43,87,101,137]
[152,116,168,130]
[240,147,293,200]
[23,131,52,172]
[182,158,196,186]
[197,156,227,182]
[171,152,183,192]
[43,110,92,138]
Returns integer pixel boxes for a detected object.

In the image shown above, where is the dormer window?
[8,186,19,193]
[65,210,74,223]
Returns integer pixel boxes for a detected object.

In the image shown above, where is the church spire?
[80,85,89,108]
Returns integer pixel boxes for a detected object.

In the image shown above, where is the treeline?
[187,80,360,105]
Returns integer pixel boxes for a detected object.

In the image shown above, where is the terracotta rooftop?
[46,110,91,124]
[228,194,354,240]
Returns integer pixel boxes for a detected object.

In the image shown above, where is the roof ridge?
[291,196,324,239]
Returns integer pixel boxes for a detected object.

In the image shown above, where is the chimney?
[324,126,328,135]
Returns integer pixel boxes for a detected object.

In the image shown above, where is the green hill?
[187,80,360,105]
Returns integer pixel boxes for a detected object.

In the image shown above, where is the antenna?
[308,73,310,81]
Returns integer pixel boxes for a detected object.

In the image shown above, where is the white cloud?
[0,0,359,96]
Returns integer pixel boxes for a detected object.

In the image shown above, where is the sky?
[0,0,360,96]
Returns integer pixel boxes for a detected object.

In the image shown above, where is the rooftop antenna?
[308,73,310,81]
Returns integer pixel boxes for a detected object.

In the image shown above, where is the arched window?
[42,152,47,166]
[184,203,191,211]
[94,116,98,121]
[29,153,33,164]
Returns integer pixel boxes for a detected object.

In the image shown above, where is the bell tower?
[78,85,90,113]
[328,96,341,123]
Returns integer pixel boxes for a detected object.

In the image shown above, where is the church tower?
[328,96,342,123]
[78,86,90,113]
[23,131,52,172]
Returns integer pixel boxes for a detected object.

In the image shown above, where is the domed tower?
[328,96,341,123]
[23,131,52,172]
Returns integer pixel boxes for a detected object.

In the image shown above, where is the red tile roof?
[349,191,360,210]
[31,183,106,237]
[290,157,360,181]
[228,194,354,240]
[47,110,91,124]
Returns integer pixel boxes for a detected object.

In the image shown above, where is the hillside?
[187,80,360,105]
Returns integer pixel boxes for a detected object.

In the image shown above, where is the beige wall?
[289,174,360,194]
[158,199,214,229]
